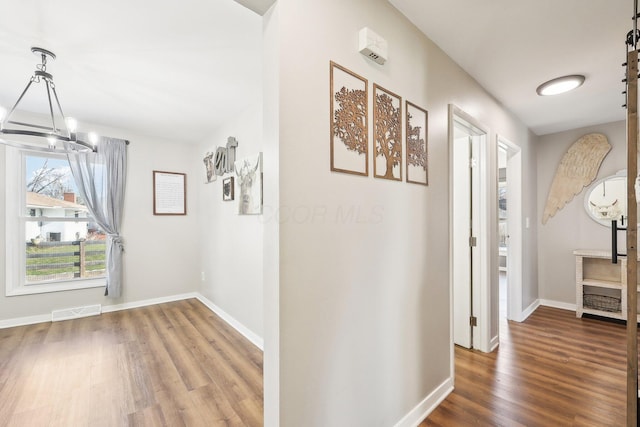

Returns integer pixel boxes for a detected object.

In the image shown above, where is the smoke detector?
[359,27,388,65]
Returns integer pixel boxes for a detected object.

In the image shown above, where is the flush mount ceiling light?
[536,74,586,96]
[0,47,95,152]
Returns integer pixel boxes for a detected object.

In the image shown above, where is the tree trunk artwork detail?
[330,62,369,176]
[374,84,402,181]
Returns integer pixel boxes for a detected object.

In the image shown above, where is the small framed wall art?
[153,170,187,215]
[330,61,369,176]
[373,84,402,181]
[223,176,234,201]
[405,101,428,185]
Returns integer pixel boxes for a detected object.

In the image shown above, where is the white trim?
[393,377,454,427]
[100,292,198,313]
[518,298,541,321]
[0,313,50,329]
[490,334,499,352]
[0,291,264,353]
[497,136,523,326]
[448,104,492,353]
[540,299,576,312]
[195,293,264,350]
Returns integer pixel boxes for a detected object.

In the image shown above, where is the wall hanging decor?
[330,61,369,176]
[203,152,216,183]
[223,176,235,201]
[373,84,402,181]
[405,101,428,185]
[235,153,263,215]
[153,171,187,215]
[542,133,611,224]
[203,136,238,183]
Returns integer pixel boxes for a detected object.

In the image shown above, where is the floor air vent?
[51,304,102,322]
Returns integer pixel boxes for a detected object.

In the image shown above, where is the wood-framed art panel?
[153,170,187,215]
[330,61,369,176]
[373,84,402,181]
[406,101,428,185]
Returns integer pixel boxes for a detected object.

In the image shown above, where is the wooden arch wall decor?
[542,133,611,224]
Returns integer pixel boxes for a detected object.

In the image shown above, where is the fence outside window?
[26,239,106,283]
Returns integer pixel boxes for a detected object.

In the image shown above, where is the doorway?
[497,136,523,324]
[450,105,490,351]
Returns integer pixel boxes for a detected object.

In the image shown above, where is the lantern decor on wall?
[330,61,369,176]
[405,101,428,185]
[373,84,402,181]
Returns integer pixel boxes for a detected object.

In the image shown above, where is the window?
[5,148,106,296]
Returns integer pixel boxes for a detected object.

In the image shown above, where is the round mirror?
[584,170,627,227]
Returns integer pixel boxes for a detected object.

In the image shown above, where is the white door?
[451,106,489,350]
[452,133,473,348]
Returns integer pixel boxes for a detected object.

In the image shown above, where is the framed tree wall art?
[330,61,369,176]
[405,101,428,185]
[373,84,402,181]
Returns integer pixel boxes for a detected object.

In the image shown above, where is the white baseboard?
[393,377,453,427]
[0,313,51,329]
[539,299,576,312]
[519,298,541,321]
[490,334,500,352]
[195,293,264,350]
[100,292,198,314]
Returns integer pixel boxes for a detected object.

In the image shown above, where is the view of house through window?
[24,153,106,284]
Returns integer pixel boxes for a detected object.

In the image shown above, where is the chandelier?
[0,47,95,152]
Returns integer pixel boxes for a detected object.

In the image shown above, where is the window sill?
[6,278,106,297]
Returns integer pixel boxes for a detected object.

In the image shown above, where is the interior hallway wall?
[197,102,264,340]
[268,0,539,424]
[537,120,625,305]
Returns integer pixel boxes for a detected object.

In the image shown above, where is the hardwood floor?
[421,306,632,426]
[0,299,263,427]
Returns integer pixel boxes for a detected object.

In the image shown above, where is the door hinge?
[469,236,477,247]
[469,158,477,168]
[470,316,477,327]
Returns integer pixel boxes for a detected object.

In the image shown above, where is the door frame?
[497,135,524,323]
[448,104,493,355]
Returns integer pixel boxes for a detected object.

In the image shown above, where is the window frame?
[5,147,105,296]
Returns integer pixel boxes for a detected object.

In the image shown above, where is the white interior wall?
[271,0,539,425]
[0,115,201,323]
[197,102,264,339]
[537,120,625,306]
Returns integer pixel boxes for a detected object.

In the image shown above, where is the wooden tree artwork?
[330,62,369,175]
[374,84,402,181]
[406,101,428,185]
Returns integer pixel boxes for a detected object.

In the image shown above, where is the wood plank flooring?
[0,299,263,427]
[422,306,631,426]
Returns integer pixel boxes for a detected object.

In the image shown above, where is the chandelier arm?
[44,79,57,134]
[3,79,35,127]
[50,85,67,127]
[5,120,61,133]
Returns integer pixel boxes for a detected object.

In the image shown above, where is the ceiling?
[1,1,632,141]
[389,0,631,135]
[0,0,262,144]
